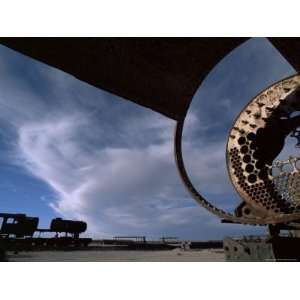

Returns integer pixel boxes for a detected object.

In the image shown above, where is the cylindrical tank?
[50,218,87,234]
[20,217,39,236]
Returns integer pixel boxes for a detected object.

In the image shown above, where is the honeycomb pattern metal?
[227,74,300,219]
[273,157,300,207]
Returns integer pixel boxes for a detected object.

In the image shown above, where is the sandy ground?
[6,249,225,262]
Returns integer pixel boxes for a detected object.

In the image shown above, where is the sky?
[0,38,296,239]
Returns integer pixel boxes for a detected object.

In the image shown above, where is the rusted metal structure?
[227,75,300,223]
[0,214,91,254]
[0,214,88,239]
[0,38,248,121]
[2,38,300,260]
[0,213,39,238]
[175,70,300,260]
[175,74,300,226]
[50,218,87,238]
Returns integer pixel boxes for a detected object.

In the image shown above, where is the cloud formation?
[0,38,295,239]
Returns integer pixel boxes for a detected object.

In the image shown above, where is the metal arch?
[174,119,235,221]
[174,114,300,226]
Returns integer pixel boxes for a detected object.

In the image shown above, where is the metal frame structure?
[2,38,300,237]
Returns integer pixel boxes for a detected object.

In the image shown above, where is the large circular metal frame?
[175,74,300,225]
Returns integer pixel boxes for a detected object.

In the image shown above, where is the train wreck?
[1,38,300,261]
[0,212,225,261]
[0,213,92,258]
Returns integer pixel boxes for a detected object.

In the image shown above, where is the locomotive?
[0,213,92,252]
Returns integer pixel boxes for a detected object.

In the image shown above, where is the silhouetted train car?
[50,218,87,235]
[0,213,39,238]
[0,214,91,251]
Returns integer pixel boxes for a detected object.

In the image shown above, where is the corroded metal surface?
[273,156,300,206]
[224,236,300,261]
[0,38,248,120]
[176,74,300,225]
[227,74,300,223]
[223,237,274,261]
[2,38,300,121]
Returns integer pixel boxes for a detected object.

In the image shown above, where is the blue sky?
[0,38,296,239]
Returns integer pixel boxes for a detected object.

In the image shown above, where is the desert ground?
[6,248,225,262]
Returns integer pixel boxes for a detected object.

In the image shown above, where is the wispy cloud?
[0,38,295,239]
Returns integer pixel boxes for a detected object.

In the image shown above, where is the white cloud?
[12,103,201,237]
[0,82,228,238]
[0,37,293,240]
